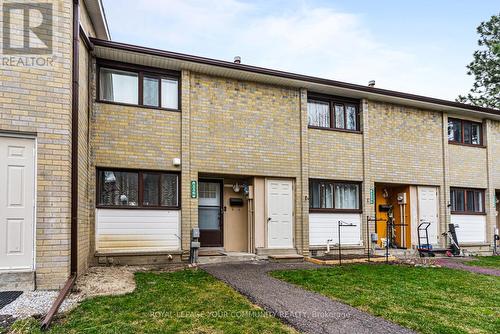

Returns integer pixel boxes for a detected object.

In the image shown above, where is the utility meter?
[397,193,407,205]
[192,227,200,238]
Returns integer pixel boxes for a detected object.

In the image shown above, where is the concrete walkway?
[435,258,500,276]
[202,261,415,334]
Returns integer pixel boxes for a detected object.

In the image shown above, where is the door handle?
[267,217,272,223]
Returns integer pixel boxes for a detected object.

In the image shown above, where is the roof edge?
[89,37,500,116]
[84,0,110,40]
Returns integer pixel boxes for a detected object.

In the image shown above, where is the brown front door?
[198,180,223,247]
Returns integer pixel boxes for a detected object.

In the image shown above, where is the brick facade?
[0,0,73,289]
[179,72,307,254]
[2,1,499,290]
[88,68,499,258]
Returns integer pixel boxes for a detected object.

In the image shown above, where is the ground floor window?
[309,179,361,212]
[450,187,484,214]
[97,169,179,209]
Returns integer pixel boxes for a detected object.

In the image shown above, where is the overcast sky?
[102,0,499,101]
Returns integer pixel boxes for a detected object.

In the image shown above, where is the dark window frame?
[96,59,181,112]
[448,117,484,147]
[96,167,181,210]
[450,187,485,215]
[309,179,362,213]
[307,93,361,133]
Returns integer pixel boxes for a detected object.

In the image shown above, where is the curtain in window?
[161,174,178,206]
[475,191,483,212]
[335,104,345,128]
[448,119,462,142]
[466,190,483,212]
[143,173,160,206]
[463,122,472,144]
[451,189,465,212]
[99,68,138,104]
[100,69,114,101]
[323,183,334,208]
[471,124,481,145]
[308,101,330,127]
[455,190,464,211]
[161,78,179,109]
[143,77,159,107]
[334,184,359,209]
[310,182,321,208]
[100,171,138,206]
[346,105,356,130]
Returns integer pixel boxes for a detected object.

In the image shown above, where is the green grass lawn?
[464,256,500,269]
[271,264,500,334]
[11,269,296,334]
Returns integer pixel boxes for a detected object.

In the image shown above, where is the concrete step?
[197,252,266,265]
[256,248,299,256]
[0,271,35,291]
[268,254,304,263]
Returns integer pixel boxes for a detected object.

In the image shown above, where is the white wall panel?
[309,213,362,246]
[96,209,181,253]
[451,214,486,244]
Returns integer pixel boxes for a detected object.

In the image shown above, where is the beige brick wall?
[366,101,444,185]
[308,130,363,180]
[485,119,499,243]
[92,103,181,171]
[317,100,450,249]
[448,144,488,188]
[488,120,500,190]
[363,101,447,247]
[182,72,306,253]
[188,73,302,176]
[0,0,72,289]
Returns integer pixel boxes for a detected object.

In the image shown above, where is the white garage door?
[0,136,35,272]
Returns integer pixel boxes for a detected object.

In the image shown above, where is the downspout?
[41,0,79,329]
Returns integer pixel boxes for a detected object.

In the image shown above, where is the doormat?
[0,291,22,309]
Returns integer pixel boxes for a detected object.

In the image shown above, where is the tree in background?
[457,13,500,109]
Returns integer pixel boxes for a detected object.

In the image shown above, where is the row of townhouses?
[1,0,499,290]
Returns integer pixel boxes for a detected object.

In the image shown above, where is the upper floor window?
[448,118,482,146]
[100,68,139,104]
[98,61,180,110]
[309,179,360,212]
[450,187,484,214]
[97,169,179,209]
[307,94,360,131]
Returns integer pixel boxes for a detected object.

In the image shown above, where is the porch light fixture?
[233,182,241,193]
[172,158,181,166]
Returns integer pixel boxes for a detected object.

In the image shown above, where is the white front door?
[0,136,35,272]
[417,186,439,245]
[266,179,293,248]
